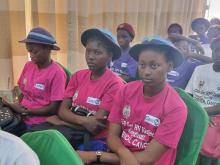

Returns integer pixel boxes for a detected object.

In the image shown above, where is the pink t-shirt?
[18,61,66,125]
[64,68,123,139]
[108,81,187,165]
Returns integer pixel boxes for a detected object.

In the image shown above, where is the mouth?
[87,62,96,68]
[142,78,153,83]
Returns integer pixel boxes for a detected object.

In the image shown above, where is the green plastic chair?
[174,88,209,165]
[56,62,72,86]
[21,130,83,165]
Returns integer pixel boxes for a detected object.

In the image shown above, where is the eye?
[151,63,160,69]
[94,50,102,55]
[138,62,146,68]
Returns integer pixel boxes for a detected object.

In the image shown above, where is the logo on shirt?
[123,105,131,118]
[34,83,45,90]
[198,81,205,88]
[168,70,179,77]
[144,114,160,127]
[121,63,128,68]
[72,90,78,101]
[86,97,101,105]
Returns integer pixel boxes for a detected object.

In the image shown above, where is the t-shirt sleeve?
[17,62,28,87]
[185,69,196,94]
[154,106,187,149]
[108,86,125,123]
[99,80,123,112]
[50,69,67,101]
[64,72,78,99]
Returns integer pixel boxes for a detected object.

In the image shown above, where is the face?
[85,40,112,71]
[207,27,220,42]
[138,50,172,89]
[117,29,132,48]
[174,40,190,55]
[26,43,51,65]
[168,26,182,34]
[193,23,207,35]
[211,40,220,66]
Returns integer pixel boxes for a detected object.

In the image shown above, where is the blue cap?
[19,27,60,50]
[81,28,121,61]
[129,36,183,68]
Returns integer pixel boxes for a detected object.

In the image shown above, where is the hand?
[2,97,26,114]
[195,43,204,55]
[77,151,96,164]
[82,116,106,135]
[119,148,140,165]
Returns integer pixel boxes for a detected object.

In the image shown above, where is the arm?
[185,52,213,63]
[2,98,61,116]
[58,98,106,134]
[205,105,220,116]
[107,123,140,165]
[133,139,167,165]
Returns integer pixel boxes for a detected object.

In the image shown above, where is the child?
[111,23,138,82]
[189,18,210,44]
[77,37,187,165]
[167,36,212,89]
[185,35,220,159]
[2,27,66,133]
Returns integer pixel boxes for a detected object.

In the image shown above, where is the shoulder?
[194,63,213,72]
[105,69,124,84]
[164,84,187,113]
[121,80,142,95]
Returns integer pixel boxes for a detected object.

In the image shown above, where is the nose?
[142,66,152,76]
[86,51,96,61]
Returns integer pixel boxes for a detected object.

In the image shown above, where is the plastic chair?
[21,130,83,165]
[174,88,209,165]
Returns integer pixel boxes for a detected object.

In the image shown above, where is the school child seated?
[185,35,220,159]
[189,18,210,44]
[167,36,212,89]
[2,27,66,133]
[111,23,138,82]
[77,36,187,165]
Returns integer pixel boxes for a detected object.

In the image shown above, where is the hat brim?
[19,39,60,50]
[81,29,121,61]
[191,18,210,31]
[129,43,183,68]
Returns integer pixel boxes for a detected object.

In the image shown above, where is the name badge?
[144,114,160,127]
[121,63,127,68]
[87,97,101,105]
[34,83,45,90]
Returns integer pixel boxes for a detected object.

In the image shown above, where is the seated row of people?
[1,26,188,165]
[2,17,220,163]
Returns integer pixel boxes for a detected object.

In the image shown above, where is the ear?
[167,62,173,72]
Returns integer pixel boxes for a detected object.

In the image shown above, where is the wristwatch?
[95,151,102,163]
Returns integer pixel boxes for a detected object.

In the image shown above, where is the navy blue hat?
[191,18,210,32]
[81,28,121,61]
[19,27,60,50]
[129,36,184,68]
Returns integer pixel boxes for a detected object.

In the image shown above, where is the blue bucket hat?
[81,28,121,61]
[129,36,184,68]
[19,27,60,50]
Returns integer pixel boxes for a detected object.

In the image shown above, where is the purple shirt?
[167,58,203,89]
[111,50,137,78]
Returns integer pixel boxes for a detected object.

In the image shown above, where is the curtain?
[0,0,206,91]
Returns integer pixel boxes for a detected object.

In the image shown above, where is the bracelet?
[21,107,29,115]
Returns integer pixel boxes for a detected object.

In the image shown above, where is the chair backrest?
[21,130,83,165]
[174,88,209,165]
[56,62,72,86]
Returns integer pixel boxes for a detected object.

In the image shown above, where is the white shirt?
[0,130,40,165]
[185,63,220,108]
